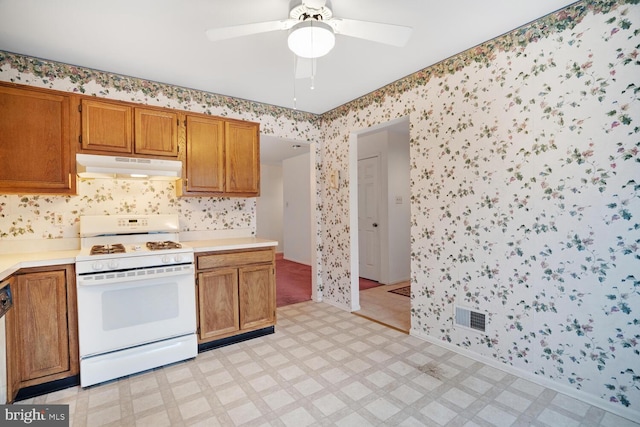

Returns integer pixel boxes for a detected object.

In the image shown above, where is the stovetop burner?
[90,244,126,255]
[146,241,182,250]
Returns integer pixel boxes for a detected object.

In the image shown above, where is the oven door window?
[102,281,179,330]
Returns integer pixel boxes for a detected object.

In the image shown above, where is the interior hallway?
[276,255,411,333]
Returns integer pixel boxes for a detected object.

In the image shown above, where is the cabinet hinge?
[78,135,82,144]
[177,118,180,127]
[78,104,82,112]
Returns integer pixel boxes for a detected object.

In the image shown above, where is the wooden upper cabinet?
[134,108,178,157]
[80,99,177,158]
[184,114,225,193]
[180,114,260,197]
[0,84,76,195]
[80,98,133,153]
[225,120,260,195]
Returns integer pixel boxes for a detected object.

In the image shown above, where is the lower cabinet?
[5,265,78,402]
[196,248,275,343]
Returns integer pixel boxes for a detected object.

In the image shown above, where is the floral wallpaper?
[0,179,257,239]
[0,0,638,420]
[317,0,639,419]
[0,48,321,241]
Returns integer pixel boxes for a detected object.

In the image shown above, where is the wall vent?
[455,306,486,332]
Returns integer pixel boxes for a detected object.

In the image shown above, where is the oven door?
[76,265,196,358]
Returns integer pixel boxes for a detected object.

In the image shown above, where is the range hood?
[76,154,182,181]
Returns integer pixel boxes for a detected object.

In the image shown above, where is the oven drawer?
[197,249,273,270]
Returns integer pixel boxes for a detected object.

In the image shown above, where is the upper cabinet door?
[80,99,133,154]
[134,108,178,157]
[225,120,260,196]
[185,114,225,193]
[0,84,76,195]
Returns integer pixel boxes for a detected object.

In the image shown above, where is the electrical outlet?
[55,213,64,226]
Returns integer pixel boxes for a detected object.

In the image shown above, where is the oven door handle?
[77,264,194,287]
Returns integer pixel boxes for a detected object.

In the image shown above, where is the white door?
[358,156,380,281]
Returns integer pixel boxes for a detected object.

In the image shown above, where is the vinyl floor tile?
[14,301,638,427]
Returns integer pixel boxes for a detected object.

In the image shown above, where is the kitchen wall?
[0,0,638,419]
[358,127,411,285]
[283,153,312,265]
[318,0,639,419]
[256,164,284,253]
[0,53,320,251]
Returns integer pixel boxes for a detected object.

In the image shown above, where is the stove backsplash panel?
[0,178,255,243]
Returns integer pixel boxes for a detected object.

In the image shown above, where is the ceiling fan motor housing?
[289,3,333,21]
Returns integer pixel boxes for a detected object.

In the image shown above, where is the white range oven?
[75,214,197,387]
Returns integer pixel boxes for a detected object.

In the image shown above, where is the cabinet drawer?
[197,249,273,270]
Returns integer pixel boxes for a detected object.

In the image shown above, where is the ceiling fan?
[205,0,413,63]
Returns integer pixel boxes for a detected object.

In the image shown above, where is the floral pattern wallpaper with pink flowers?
[0,0,639,419]
[316,0,639,419]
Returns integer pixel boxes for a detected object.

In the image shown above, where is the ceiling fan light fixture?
[288,20,335,59]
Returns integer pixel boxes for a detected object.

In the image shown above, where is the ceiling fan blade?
[205,20,293,42]
[328,18,412,47]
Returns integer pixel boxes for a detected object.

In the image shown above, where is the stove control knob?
[92,261,104,271]
[174,254,183,263]
[162,255,171,264]
[108,260,119,270]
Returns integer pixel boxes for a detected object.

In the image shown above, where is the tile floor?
[17,301,638,427]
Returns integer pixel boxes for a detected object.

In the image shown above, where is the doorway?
[256,137,318,305]
[350,117,411,331]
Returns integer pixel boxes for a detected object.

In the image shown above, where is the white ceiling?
[0,0,577,162]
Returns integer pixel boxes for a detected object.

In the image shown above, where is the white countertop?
[182,237,278,252]
[0,238,278,282]
[0,250,79,283]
